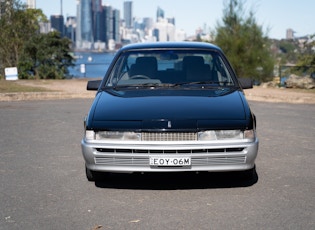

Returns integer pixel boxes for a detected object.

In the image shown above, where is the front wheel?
[85,166,109,182]
[85,166,97,182]
[239,166,256,180]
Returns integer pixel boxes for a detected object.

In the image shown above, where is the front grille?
[95,157,148,165]
[141,132,197,141]
[94,147,246,166]
[94,155,246,166]
[96,148,244,155]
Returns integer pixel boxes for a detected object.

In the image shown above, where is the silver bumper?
[81,139,259,173]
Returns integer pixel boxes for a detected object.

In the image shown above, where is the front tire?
[85,166,97,181]
[239,166,256,180]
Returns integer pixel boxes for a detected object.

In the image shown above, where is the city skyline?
[24,0,314,40]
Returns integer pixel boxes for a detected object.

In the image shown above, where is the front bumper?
[81,139,259,173]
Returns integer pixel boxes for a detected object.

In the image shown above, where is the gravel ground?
[0,79,315,104]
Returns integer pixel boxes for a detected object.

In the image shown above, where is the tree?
[19,32,74,79]
[0,0,46,76]
[0,0,74,79]
[295,35,315,75]
[214,0,274,82]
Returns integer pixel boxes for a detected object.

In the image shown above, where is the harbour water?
[68,52,116,79]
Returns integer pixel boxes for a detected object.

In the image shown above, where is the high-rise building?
[113,9,121,43]
[27,0,36,9]
[286,28,295,40]
[60,0,63,15]
[155,18,175,42]
[143,17,154,31]
[75,0,121,50]
[92,0,103,42]
[77,0,94,49]
[124,1,132,28]
[156,7,165,22]
[51,15,65,37]
[65,16,76,44]
[104,5,113,43]
[167,17,175,26]
[75,0,81,46]
[81,0,93,42]
[39,21,51,34]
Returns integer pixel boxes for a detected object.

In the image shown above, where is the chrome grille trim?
[94,156,246,166]
[141,132,197,141]
[95,157,148,165]
[95,148,244,154]
[192,156,246,165]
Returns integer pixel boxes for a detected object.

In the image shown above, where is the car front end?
[82,128,258,173]
[81,42,259,181]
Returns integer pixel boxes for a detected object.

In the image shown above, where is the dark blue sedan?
[81,42,259,181]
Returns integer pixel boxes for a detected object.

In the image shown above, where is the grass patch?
[0,80,52,93]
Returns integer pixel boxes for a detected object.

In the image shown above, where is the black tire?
[239,166,256,180]
[85,166,96,182]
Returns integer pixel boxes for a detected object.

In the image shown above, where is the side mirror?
[238,78,253,89]
[87,80,102,91]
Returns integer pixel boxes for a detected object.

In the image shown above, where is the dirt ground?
[1,79,315,104]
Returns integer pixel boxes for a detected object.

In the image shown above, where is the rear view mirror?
[238,78,253,89]
[160,52,179,60]
[87,80,102,91]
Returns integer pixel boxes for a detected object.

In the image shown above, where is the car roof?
[119,42,222,52]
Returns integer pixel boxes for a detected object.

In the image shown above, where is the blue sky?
[24,0,314,39]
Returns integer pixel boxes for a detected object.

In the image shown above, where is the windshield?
[105,49,236,89]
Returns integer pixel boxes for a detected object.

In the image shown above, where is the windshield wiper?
[172,81,234,88]
[112,83,171,89]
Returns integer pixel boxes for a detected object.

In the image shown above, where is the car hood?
[88,89,251,131]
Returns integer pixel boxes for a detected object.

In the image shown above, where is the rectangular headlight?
[198,130,217,141]
[95,131,141,141]
[198,130,255,141]
[85,130,95,140]
[215,130,243,140]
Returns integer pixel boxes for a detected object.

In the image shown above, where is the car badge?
[168,121,172,128]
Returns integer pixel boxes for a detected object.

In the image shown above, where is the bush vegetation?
[0,0,74,79]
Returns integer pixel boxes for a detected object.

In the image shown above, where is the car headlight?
[198,130,255,141]
[85,130,96,141]
[85,131,141,141]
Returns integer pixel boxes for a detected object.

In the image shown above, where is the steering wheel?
[130,75,150,79]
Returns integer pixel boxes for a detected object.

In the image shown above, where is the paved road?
[0,99,314,230]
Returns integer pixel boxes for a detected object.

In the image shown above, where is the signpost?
[5,67,18,80]
[80,64,86,78]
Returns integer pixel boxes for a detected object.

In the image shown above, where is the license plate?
[149,157,191,166]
